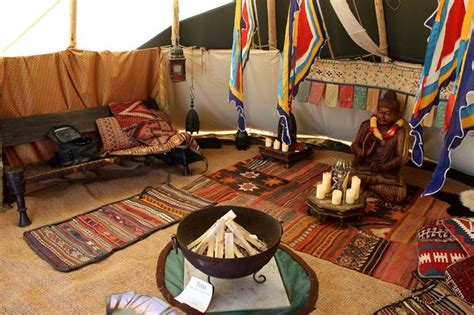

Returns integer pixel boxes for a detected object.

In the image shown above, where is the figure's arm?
[351,121,369,164]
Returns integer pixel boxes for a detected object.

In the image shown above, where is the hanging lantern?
[186,98,200,134]
[169,44,186,82]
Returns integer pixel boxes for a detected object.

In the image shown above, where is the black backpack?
[48,125,99,167]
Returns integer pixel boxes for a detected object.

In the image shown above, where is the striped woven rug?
[183,157,451,290]
[24,183,214,272]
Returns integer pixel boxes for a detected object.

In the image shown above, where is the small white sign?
[175,276,213,313]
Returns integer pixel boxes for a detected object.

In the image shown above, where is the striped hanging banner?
[422,3,474,195]
[409,0,470,166]
[229,0,257,131]
[276,0,327,144]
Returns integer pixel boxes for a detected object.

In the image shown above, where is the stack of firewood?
[187,210,267,259]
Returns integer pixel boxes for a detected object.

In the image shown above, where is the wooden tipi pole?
[374,0,389,61]
[267,0,277,49]
[171,0,180,46]
[69,0,77,48]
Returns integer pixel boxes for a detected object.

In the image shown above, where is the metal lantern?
[169,45,186,82]
[186,98,200,134]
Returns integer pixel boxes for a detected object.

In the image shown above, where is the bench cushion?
[109,133,201,156]
[96,117,138,151]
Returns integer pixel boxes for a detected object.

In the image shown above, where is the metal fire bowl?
[173,205,282,279]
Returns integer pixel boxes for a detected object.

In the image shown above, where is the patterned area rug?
[24,183,215,272]
[183,157,451,289]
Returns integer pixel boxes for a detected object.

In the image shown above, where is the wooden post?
[267,0,277,49]
[374,0,389,61]
[171,0,180,46]
[69,0,77,48]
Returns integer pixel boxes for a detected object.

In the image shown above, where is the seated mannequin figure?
[351,91,409,204]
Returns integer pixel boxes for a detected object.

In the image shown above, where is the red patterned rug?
[183,157,451,289]
[24,183,215,272]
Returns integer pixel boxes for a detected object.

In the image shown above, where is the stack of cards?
[106,292,177,315]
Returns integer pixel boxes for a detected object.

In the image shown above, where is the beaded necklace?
[369,116,404,141]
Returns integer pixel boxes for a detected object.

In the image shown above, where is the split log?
[187,209,266,258]
[224,232,234,258]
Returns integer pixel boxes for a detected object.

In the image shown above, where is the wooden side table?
[306,187,366,228]
[259,144,312,168]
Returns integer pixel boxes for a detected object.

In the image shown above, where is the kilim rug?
[24,183,215,272]
[375,279,472,314]
[183,157,451,289]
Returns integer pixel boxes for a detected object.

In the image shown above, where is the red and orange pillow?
[96,100,175,151]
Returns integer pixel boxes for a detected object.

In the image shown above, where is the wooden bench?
[0,106,199,227]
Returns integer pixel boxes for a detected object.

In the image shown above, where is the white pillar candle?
[331,189,342,205]
[273,139,281,150]
[351,176,361,200]
[342,174,349,190]
[316,183,325,199]
[265,137,272,147]
[345,188,355,204]
[322,171,332,193]
[282,143,289,152]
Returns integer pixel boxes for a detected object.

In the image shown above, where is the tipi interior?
[0,0,473,314]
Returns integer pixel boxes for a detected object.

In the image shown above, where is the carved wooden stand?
[306,187,366,228]
[258,145,312,168]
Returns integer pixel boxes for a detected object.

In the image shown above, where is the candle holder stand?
[306,187,366,229]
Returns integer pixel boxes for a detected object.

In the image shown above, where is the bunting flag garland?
[366,88,381,113]
[296,80,311,102]
[277,0,327,144]
[353,86,368,110]
[324,83,339,107]
[339,84,354,108]
[308,81,326,105]
[422,10,474,196]
[435,101,449,128]
[409,0,470,166]
[229,0,257,131]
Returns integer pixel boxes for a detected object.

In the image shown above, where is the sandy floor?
[0,144,471,314]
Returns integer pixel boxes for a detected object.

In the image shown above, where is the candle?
[345,188,355,204]
[322,171,332,193]
[282,143,289,152]
[316,184,325,199]
[265,137,272,148]
[331,189,342,205]
[273,140,281,150]
[342,174,349,190]
[351,176,361,200]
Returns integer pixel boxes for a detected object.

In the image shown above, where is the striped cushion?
[96,117,138,151]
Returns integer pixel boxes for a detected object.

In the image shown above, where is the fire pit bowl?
[172,205,282,279]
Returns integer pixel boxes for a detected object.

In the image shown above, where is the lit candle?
[351,176,361,200]
[322,171,332,193]
[316,183,325,199]
[345,188,355,204]
[265,137,272,148]
[273,140,281,150]
[332,189,342,205]
[282,143,289,153]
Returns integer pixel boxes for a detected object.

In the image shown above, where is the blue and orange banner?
[277,0,327,144]
[229,0,257,131]
[409,0,470,166]
[423,3,473,195]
